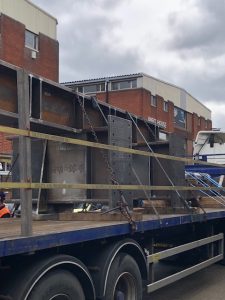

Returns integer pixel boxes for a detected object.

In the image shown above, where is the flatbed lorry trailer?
[0,210,224,299]
[0,60,225,299]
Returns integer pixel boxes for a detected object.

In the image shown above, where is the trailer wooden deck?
[0,209,224,258]
[0,218,126,240]
[0,209,224,240]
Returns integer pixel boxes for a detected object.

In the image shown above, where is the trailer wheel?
[27,269,85,300]
[104,253,142,300]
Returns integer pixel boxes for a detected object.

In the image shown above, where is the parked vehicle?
[194,130,225,165]
[0,61,224,300]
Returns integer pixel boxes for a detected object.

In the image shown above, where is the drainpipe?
[105,79,109,104]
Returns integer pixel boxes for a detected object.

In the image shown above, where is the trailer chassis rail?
[147,233,224,293]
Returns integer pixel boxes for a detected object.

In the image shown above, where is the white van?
[193,130,225,165]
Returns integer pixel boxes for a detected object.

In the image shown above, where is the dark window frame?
[151,95,157,107]
[174,107,186,128]
[163,101,168,112]
[111,79,137,91]
[78,83,105,94]
[25,30,38,51]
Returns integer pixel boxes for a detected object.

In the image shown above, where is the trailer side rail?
[147,233,224,293]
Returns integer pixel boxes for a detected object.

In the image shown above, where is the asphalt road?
[144,264,225,300]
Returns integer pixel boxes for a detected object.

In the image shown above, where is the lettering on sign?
[148,117,167,129]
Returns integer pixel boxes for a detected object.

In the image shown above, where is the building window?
[77,83,105,94]
[111,79,137,91]
[77,86,83,93]
[131,79,137,88]
[174,107,186,128]
[25,30,38,50]
[84,85,98,93]
[159,131,167,141]
[99,83,105,91]
[198,118,201,126]
[111,82,119,90]
[151,95,157,107]
[0,162,11,176]
[163,101,168,112]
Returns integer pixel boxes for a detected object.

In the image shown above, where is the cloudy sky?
[32,0,225,129]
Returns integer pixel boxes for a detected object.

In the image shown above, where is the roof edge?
[141,73,211,114]
[26,0,58,24]
[63,72,211,114]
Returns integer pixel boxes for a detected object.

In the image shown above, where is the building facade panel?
[143,75,181,108]
[0,0,57,39]
[186,93,211,120]
[142,73,211,120]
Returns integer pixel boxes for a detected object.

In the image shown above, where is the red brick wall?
[0,14,59,82]
[24,33,59,81]
[97,89,143,117]
[97,89,175,132]
[141,89,151,118]
[96,88,211,155]
[192,113,212,139]
[207,119,212,130]
[0,14,59,154]
[0,133,12,154]
[186,112,193,137]
[0,14,24,67]
[167,101,175,132]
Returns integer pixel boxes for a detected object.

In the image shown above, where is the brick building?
[0,0,58,82]
[0,0,58,172]
[65,73,212,155]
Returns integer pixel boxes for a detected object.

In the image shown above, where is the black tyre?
[104,253,142,300]
[27,269,85,300]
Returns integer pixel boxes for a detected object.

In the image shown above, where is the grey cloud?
[32,0,142,82]
[147,60,225,108]
[167,0,225,55]
[32,0,125,20]
[32,0,71,15]
[190,73,222,102]
[181,74,225,103]
[161,0,225,110]
[82,0,126,9]
[30,0,225,129]
[216,116,225,130]
[59,14,141,81]
[196,0,225,19]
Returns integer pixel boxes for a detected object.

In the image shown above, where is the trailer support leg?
[17,70,32,236]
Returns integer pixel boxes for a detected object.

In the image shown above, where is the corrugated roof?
[62,73,143,85]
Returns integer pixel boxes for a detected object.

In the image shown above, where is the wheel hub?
[114,272,137,300]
